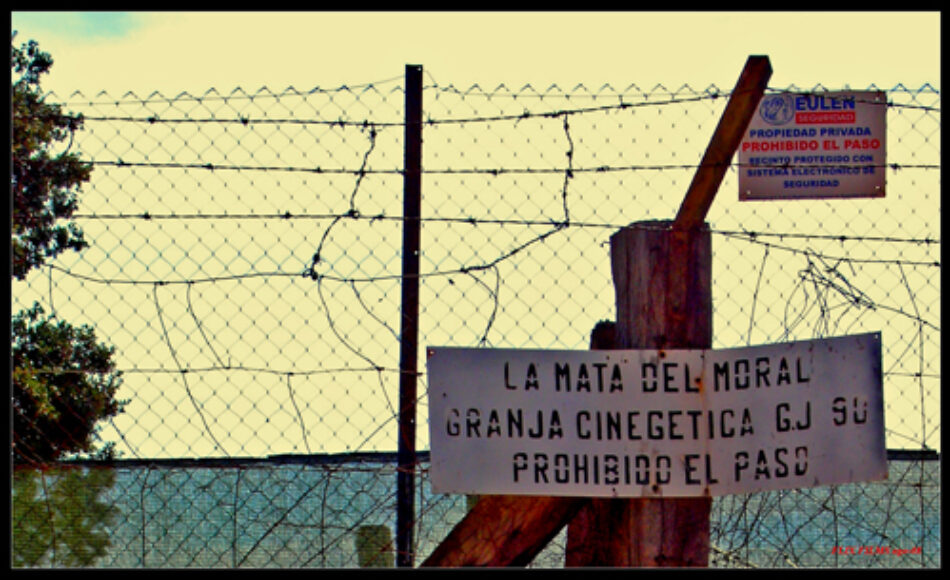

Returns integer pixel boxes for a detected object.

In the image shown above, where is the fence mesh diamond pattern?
[12,75,939,567]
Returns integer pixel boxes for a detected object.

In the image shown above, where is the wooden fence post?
[620,219,712,566]
[422,55,770,568]
[566,223,712,567]
[567,55,771,567]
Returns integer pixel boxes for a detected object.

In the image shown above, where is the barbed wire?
[38,83,939,121]
[14,79,939,569]
[44,75,408,107]
[81,158,939,176]
[66,210,940,245]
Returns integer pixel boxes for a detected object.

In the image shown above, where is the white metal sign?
[738,91,886,200]
[427,333,885,497]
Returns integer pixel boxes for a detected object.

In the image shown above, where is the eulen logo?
[759,93,795,126]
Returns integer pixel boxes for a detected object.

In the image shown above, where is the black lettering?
[684,363,698,393]
[525,363,540,390]
[534,453,549,483]
[756,357,770,387]
[740,408,754,436]
[627,411,641,440]
[606,411,622,440]
[574,454,590,484]
[554,454,570,483]
[505,362,518,390]
[853,397,868,424]
[663,362,678,392]
[685,454,701,484]
[549,410,564,439]
[446,409,460,436]
[555,362,570,392]
[508,409,523,437]
[466,409,481,437]
[794,446,808,475]
[528,410,543,438]
[721,409,735,437]
[774,447,789,478]
[642,362,658,392]
[577,363,591,392]
[604,454,620,485]
[668,410,684,440]
[705,453,719,484]
[513,452,528,482]
[714,361,730,392]
[592,362,608,392]
[797,402,811,430]
[735,451,750,481]
[487,409,501,437]
[647,410,664,439]
[755,450,771,480]
[735,359,750,390]
[577,410,591,439]
[777,357,791,386]
[797,357,811,383]
[610,364,623,392]
[656,456,671,485]
[832,396,847,425]
[686,410,702,439]
[635,455,650,485]
[776,402,792,432]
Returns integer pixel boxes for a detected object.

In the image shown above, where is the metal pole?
[396,63,423,568]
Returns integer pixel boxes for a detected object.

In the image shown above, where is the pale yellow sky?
[11,11,940,457]
[11,12,942,95]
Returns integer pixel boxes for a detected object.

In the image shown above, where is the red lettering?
[844,138,881,150]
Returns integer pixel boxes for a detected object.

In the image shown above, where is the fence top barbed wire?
[13,76,940,570]
[15,79,940,462]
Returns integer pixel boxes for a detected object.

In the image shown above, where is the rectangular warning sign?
[427,333,886,497]
[738,91,886,200]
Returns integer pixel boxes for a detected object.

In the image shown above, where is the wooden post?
[422,495,587,567]
[567,224,712,567]
[623,220,712,566]
[674,55,772,232]
[567,55,771,567]
[422,55,770,568]
[565,321,620,566]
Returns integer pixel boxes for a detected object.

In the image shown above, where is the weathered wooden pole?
[565,55,771,567]
[611,219,713,566]
[565,224,712,567]
[422,323,614,567]
[422,495,588,566]
[422,55,771,568]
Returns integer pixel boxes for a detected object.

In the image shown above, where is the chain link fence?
[11,73,939,567]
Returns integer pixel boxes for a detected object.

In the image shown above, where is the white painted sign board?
[738,91,886,200]
[427,333,885,497]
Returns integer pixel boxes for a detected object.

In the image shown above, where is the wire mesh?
[11,75,940,567]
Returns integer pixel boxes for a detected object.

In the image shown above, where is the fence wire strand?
[12,78,939,568]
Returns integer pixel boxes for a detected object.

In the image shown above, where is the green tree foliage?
[11,35,125,568]
[12,34,91,280]
[12,304,125,464]
[12,467,120,567]
[11,34,125,464]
